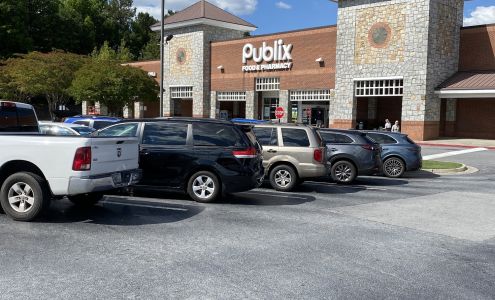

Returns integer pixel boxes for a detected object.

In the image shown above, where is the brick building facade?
[127,0,495,140]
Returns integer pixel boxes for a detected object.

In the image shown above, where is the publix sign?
[242,39,293,72]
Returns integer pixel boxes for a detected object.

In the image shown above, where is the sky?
[134,0,495,35]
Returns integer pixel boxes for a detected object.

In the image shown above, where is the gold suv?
[252,124,328,192]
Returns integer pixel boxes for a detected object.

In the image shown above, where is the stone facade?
[245,91,257,119]
[333,0,464,140]
[162,25,245,118]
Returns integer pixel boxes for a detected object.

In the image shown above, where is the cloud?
[464,6,495,26]
[275,1,292,10]
[134,0,258,19]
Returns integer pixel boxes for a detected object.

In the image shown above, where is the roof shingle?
[153,0,256,29]
[437,71,495,90]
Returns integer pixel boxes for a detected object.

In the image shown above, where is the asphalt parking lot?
[1,146,494,299]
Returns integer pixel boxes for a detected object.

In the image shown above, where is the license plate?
[112,173,122,184]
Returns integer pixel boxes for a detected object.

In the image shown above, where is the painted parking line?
[102,200,189,211]
[423,147,487,160]
[244,190,310,200]
[305,181,388,191]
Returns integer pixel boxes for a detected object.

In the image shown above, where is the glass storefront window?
[263,98,279,120]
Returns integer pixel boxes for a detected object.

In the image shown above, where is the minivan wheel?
[270,165,297,192]
[331,161,357,184]
[187,171,220,203]
[383,157,405,178]
[0,172,51,222]
[68,193,104,207]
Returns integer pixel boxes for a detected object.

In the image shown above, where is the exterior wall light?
[316,57,325,67]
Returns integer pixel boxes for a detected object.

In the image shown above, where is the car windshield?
[97,123,139,137]
[72,126,94,136]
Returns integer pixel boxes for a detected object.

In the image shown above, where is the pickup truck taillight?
[233,147,257,159]
[314,148,324,163]
[73,147,92,171]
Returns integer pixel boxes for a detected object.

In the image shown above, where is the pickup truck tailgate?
[89,137,139,175]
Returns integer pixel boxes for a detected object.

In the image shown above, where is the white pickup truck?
[0,101,141,221]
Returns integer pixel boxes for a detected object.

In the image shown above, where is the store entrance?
[356,97,402,130]
[258,91,281,121]
[173,99,192,117]
[294,102,329,127]
[219,101,246,120]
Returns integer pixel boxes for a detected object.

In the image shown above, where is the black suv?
[318,129,381,184]
[96,118,264,203]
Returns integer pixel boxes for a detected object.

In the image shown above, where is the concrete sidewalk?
[418,138,495,149]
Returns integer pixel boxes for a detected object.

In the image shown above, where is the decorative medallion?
[368,22,392,48]
[176,48,187,64]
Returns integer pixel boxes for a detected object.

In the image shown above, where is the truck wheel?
[0,172,51,222]
[68,193,104,207]
[270,165,298,192]
[331,161,357,184]
[187,171,220,203]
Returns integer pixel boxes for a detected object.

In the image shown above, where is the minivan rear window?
[282,128,310,147]
[193,123,246,147]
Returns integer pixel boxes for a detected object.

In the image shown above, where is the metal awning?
[436,71,495,98]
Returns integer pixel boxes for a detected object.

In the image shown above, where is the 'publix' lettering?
[242,40,293,64]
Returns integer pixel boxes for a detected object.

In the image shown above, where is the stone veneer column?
[95,102,108,115]
[162,89,173,117]
[210,91,219,119]
[192,90,205,118]
[134,101,144,119]
[445,98,457,137]
[81,101,88,115]
[279,90,290,123]
[245,91,257,119]
[123,105,131,119]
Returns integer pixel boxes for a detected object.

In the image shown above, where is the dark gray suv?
[362,131,422,178]
[318,129,381,184]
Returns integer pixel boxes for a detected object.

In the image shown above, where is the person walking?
[384,119,392,131]
[392,120,400,132]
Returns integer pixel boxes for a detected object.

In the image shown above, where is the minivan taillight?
[313,148,324,163]
[233,147,257,159]
[72,147,92,171]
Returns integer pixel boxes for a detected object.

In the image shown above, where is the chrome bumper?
[67,169,142,195]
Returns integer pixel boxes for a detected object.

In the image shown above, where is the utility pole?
[159,0,165,117]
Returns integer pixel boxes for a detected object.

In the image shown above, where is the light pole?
[159,0,165,117]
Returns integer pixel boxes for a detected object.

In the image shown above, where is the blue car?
[64,115,121,130]
[362,131,422,178]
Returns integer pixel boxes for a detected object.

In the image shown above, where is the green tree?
[91,40,132,62]
[127,12,158,60]
[0,51,85,119]
[0,0,32,58]
[139,10,175,60]
[58,0,106,54]
[69,60,159,116]
[102,0,136,49]
[27,0,63,52]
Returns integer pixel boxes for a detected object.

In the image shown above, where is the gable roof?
[152,0,256,31]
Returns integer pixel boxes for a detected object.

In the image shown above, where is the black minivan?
[96,118,264,203]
